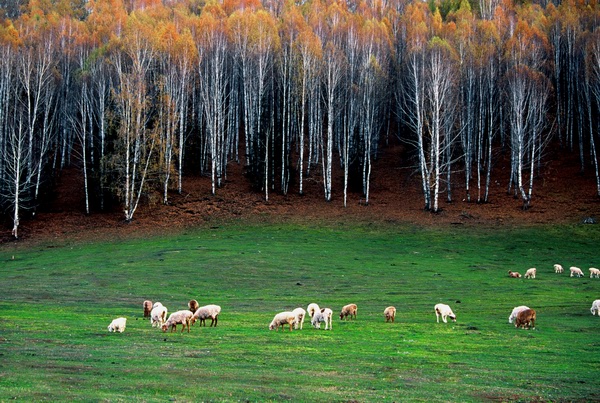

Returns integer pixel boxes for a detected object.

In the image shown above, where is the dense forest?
[0,0,599,238]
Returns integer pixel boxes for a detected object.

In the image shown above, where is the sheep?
[307,303,320,319]
[292,307,306,330]
[162,310,193,333]
[590,299,600,316]
[188,299,199,313]
[384,306,396,323]
[554,264,564,274]
[515,308,536,329]
[508,270,522,278]
[508,305,530,324]
[143,300,153,318]
[589,268,600,279]
[434,303,456,323]
[191,305,221,327]
[339,303,358,320]
[269,311,296,331]
[311,308,333,330]
[524,268,536,279]
[150,302,168,328]
[108,317,127,333]
[570,266,584,277]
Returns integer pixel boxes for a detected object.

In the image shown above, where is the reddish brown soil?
[4,144,600,244]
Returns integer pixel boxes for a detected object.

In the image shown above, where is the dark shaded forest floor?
[4,143,600,244]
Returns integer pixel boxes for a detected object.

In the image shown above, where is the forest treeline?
[1,0,600,238]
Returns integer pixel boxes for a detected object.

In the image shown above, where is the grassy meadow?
[1,221,599,402]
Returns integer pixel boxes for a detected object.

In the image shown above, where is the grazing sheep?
[339,303,358,320]
[150,302,168,328]
[384,306,396,323]
[590,299,600,316]
[515,308,536,329]
[108,317,127,333]
[188,299,199,313]
[269,311,296,331]
[570,267,584,277]
[143,300,153,318]
[191,305,221,327]
[162,310,193,333]
[508,305,530,324]
[554,264,564,274]
[434,303,456,323]
[508,270,522,278]
[292,307,306,330]
[524,268,536,279]
[589,268,600,278]
[311,308,333,330]
[307,303,320,319]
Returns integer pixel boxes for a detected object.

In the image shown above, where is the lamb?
[508,305,530,324]
[508,270,522,278]
[590,299,600,316]
[311,308,333,330]
[306,303,320,319]
[339,303,358,320]
[524,268,536,279]
[269,311,296,331]
[292,307,306,330]
[108,317,127,333]
[384,306,396,323]
[589,268,600,278]
[143,300,153,318]
[570,266,584,277]
[162,310,193,333]
[191,304,221,327]
[434,303,456,323]
[515,308,536,329]
[554,264,564,274]
[150,302,168,328]
[188,299,199,312]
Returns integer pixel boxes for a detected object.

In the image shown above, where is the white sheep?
[269,311,296,331]
[434,303,456,323]
[508,305,530,324]
[191,305,221,327]
[108,317,127,333]
[384,306,396,323]
[554,264,564,274]
[339,303,358,320]
[306,303,320,319]
[524,268,536,279]
[311,308,333,330]
[570,266,584,277]
[292,307,306,330]
[162,310,193,333]
[591,299,600,316]
[589,268,600,279]
[150,302,168,328]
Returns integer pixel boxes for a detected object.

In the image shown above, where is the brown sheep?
[188,299,199,313]
[384,306,396,323]
[508,271,522,278]
[143,300,153,318]
[339,303,357,320]
[515,308,536,330]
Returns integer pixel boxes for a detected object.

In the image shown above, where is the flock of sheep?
[107,263,600,334]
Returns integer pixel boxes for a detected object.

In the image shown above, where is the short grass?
[1,221,599,402]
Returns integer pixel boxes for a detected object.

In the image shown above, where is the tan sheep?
[191,305,221,327]
[515,308,536,329]
[339,303,358,320]
[143,300,152,318]
[269,311,296,331]
[508,270,522,278]
[162,310,193,333]
[188,299,199,312]
[384,306,396,323]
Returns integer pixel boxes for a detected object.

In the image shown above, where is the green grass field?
[1,221,599,402]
